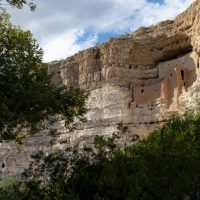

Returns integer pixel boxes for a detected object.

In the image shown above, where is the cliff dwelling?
[132,52,199,125]
[134,52,198,106]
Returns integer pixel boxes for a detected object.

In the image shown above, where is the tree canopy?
[0,0,36,10]
[0,10,88,139]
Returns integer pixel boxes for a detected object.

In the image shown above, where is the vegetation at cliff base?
[0,10,88,139]
[1,108,200,199]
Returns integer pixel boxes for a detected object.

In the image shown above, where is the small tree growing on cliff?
[0,10,88,139]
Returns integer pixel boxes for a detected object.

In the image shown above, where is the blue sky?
[8,0,195,62]
[77,0,166,45]
[148,0,164,3]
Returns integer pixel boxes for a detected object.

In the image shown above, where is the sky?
[7,0,195,62]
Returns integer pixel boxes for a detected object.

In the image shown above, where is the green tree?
[0,0,36,10]
[0,10,88,139]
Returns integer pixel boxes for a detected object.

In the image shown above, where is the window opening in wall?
[128,83,131,90]
[197,62,199,69]
[181,70,184,80]
[95,50,100,59]
[184,82,186,87]
[171,73,173,77]
[141,89,144,93]
[2,163,5,168]
[129,64,132,69]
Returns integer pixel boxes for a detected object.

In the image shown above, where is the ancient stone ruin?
[1,0,200,177]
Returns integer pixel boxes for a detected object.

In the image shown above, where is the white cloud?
[41,30,98,62]
[7,0,195,62]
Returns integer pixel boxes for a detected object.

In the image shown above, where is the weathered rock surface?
[1,0,200,177]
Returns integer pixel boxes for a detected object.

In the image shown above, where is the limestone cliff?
[1,0,200,177]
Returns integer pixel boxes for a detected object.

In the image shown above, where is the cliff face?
[48,0,200,136]
[1,0,200,177]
